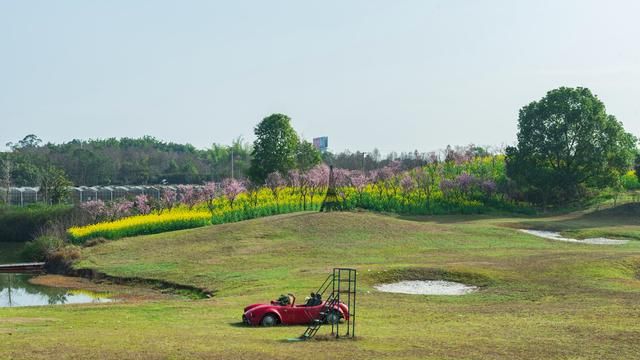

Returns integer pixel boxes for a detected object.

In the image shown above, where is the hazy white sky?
[1,0,639,154]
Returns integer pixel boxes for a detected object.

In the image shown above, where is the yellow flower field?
[68,209,212,243]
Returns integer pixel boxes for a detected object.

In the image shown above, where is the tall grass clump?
[21,235,65,261]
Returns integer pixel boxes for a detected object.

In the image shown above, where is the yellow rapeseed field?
[68,209,212,243]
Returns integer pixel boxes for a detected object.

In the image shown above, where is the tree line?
[1,86,638,209]
[0,120,473,190]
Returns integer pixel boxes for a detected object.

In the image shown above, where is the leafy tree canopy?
[296,140,322,172]
[506,87,637,206]
[634,152,640,181]
[39,166,73,204]
[249,114,300,183]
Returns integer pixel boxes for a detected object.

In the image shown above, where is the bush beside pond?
[0,205,74,243]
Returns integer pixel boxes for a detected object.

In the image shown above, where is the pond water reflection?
[0,274,112,308]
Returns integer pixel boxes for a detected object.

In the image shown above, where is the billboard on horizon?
[313,137,328,152]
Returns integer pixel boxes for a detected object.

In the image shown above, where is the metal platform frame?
[300,268,357,340]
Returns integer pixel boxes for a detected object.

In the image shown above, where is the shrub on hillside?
[21,235,65,262]
[44,245,81,274]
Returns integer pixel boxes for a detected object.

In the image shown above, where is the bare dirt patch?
[374,280,477,295]
[369,267,493,288]
[0,317,58,324]
[520,229,629,245]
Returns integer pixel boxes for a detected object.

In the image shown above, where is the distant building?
[313,137,328,152]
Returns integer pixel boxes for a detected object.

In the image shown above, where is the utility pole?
[1,155,12,205]
[7,274,12,307]
[230,148,234,179]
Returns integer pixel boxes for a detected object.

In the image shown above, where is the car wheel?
[260,314,279,327]
[325,311,340,324]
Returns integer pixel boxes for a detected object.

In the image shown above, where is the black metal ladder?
[300,293,337,339]
[300,268,357,340]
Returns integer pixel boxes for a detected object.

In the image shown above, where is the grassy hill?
[2,210,640,359]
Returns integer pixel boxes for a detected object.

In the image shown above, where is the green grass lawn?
[2,209,640,359]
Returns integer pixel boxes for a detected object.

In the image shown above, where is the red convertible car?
[242,293,349,326]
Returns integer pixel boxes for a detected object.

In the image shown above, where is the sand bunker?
[374,280,477,295]
[520,229,629,245]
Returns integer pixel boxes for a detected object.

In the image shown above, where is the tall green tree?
[249,114,300,183]
[39,166,73,204]
[634,152,640,181]
[204,138,252,180]
[506,87,637,206]
[296,140,322,171]
[0,154,11,204]
[8,134,42,151]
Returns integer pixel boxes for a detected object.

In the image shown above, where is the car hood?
[244,303,272,313]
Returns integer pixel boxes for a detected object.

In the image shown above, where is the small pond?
[0,274,112,308]
[0,243,112,308]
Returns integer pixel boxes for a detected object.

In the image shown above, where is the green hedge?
[0,205,74,242]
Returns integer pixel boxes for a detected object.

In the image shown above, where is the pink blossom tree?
[287,169,302,189]
[202,182,219,214]
[414,163,440,206]
[444,145,474,164]
[374,166,396,200]
[456,173,478,197]
[368,169,383,198]
[80,200,106,222]
[287,170,312,209]
[266,172,286,210]
[481,180,497,198]
[332,168,352,203]
[134,194,151,215]
[177,185,202,210]
[107,199,134,220]
[287,169,302,204]
[349,170,368,204]
[160,188,178,213]
[298,172,312,210]
[399,174,415,204]
[307,165,329,208]
[439,179,456,199]
[222,178,246,208]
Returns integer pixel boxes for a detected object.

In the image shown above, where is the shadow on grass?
[396,213,514,224]
[278,335,360,343]
[228,322,311,329]
[229,322,249,328]
[508,203,640,231]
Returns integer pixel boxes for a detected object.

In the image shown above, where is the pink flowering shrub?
[265,172,286,210]
[80,200,107,221]
[222,178,246,207]
[135,194,151,215]
[161,188,178,213]
[177,185,202,210]
[202,182,220,214]
[108,199,134,220]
